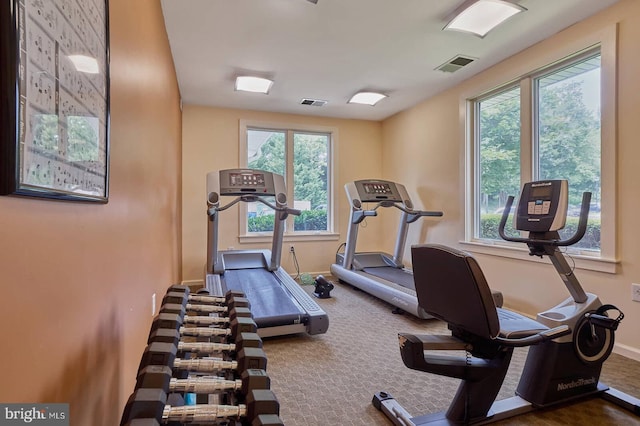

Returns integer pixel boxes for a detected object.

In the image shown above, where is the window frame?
[462,25,617,273]
[238,119,339,244]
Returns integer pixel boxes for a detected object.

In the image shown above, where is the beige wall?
[0,1,182,423]
[181,105,383,283]
[381,0,640,357]
[178,0,639,357]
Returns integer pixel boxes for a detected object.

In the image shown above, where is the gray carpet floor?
[261,280,640,425]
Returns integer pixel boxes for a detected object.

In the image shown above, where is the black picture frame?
[1,0,110,202]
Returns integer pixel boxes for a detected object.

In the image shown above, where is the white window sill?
[239,232,340,244]
[459,240,618,274]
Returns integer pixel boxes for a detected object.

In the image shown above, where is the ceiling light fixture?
[348,92,387,106]
[235,76,274,94]
[444,0,526,38]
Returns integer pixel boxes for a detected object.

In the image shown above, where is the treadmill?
[204,168,329,338]
[330,179,503,318]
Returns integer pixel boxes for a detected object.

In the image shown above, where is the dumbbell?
[162,286,254,317]
[150,312,256,340]
[181,314,236,326]
[163,285,250,312]
[158,300,252,320]
[149,315,257,345]
[120,387,280,425]
[136,365,270,398]
[138,341,268,377]
[149,330,263,357]
[159,301,248,317]
[150,312,250,335]
[147,317,262,352]
[163,286,246,307]
[159,300,249,317]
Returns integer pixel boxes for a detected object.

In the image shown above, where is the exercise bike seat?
[496,308,548,340]
[389,244,571,423]
[401,244,570,373]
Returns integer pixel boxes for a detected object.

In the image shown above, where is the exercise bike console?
[516,179,568,232]
[498,179,591,251]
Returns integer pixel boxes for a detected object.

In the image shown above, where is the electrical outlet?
[290,245,295,253]
[632,283,640,302]
[152,293,157,316]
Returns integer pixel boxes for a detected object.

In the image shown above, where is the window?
[476,86,521,239]
[240,120,336,239]
[535,55,602,250]
[467,41,617,270]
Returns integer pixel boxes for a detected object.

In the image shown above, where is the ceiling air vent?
[300,98,327,107]
[436,55,476,73]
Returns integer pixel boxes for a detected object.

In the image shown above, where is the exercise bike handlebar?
[494,324,571,347]
[498,191,592,247]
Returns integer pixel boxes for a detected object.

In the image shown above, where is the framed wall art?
[0,0,110,202]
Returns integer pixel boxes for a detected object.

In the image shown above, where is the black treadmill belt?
[362,266,415,290]
[223,269,305,327]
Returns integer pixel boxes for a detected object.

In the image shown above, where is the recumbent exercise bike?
[374,179,640,425]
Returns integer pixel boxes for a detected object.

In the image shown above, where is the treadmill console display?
[362,182,393,195]
[354,180,403,203]
[219,169,276,196]
[516,180,568,232]
[229,172,265,187]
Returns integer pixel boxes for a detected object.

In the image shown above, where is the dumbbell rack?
[120,285,284,426]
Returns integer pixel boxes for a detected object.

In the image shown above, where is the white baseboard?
[613,342,640,362]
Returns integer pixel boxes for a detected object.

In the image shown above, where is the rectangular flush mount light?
[235,76,273,94]
[444,0,526,38]
[348,91,387,106]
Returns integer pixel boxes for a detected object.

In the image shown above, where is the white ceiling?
[160,0,619,121]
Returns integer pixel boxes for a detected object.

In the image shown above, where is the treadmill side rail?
[331,264,433,319]
[274,268,329,335]
[205,273,224,296]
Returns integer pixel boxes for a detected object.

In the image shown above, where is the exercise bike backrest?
[498,179,592,253]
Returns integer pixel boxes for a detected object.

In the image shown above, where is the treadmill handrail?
[368,201,443,222]
[208,195,301,217]
[352,210,378,224]
[343,201,443,270]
